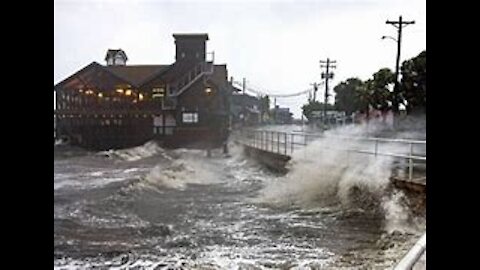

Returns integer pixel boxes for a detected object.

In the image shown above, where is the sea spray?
[255,122,421,232]
[138,152,221,191]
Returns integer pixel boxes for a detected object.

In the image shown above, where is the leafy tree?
[332,68,393,118]
[354,80,373,118]
[333,78,365,115]
[400,50,426,114]
[369,68,395,111]
[302,100,335,122]
[326,50,425,120]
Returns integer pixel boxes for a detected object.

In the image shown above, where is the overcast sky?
[54,0,426,118]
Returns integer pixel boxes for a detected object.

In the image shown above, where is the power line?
[232,80,323,98]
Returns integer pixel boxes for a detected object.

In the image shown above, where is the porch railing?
[173,61,214,97]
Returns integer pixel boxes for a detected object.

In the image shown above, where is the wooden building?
[54,34,231,150]
[230,90,261,126]
[271,106,293,124]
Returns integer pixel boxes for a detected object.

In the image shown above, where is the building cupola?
[105,49,128,66]
[173,33,208,63]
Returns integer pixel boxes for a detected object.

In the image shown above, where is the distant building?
[230,88,261,126]
[54,33,232,150]
[271,106,293,124]
[310,110,348,124]
[354,108,394,126]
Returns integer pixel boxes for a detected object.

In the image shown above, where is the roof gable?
[54,62,135,91]
[105,65,170,87]
[54,62,102,90]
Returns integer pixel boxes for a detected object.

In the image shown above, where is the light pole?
[381,35,398,116]
[384,16,415,117]
[381,36,397,42]
[205,84,213,157]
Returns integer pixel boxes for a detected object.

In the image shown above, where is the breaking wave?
[255,123,425,233]
[129,148,223,191]
[98,141,170,161]
[55,123,425,269]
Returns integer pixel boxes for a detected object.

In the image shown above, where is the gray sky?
[54,0,426,118]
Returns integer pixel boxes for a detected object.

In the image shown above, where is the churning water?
[54,124,425,269]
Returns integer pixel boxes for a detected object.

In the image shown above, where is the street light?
[204,85,214,157]
[381,36,397,42]
[381,33,402,116]
[205,87,213,95]
[384,16,415,117]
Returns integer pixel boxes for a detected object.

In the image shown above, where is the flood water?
[54,126,425,269]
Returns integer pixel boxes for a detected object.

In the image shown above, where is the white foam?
[98,141,166,161]
[139,156,221,191]
[255,123,420,232]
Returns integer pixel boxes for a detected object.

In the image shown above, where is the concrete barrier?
[243,145,291,174]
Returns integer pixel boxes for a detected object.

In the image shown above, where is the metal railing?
[394,232,426,270]
[237,129,426,181]
[174,61,214,97]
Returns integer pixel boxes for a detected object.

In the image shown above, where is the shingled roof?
[104,65,170,86]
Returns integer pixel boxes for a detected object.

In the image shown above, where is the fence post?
[375,140,378,157]
[291,133,294,155]
[409,143,414,181]
[284,132,287,155]
[251,131,254,148]
[277,132,280,154]
[303,133,307,159]
[265,131,267,151]
[260,131,263,150]
[271,131,274,152]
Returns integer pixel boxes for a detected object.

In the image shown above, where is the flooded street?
[54,0,427,267]
[54,136,424,269]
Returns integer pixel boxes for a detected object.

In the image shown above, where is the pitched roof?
[104,65,170,86]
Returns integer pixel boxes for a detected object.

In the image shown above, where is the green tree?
[369,68,395,111]
[302,100,335,122]
[333,78,365,115]
[356,80,373,118]
[400,50,426,114]
[351,68,393,119]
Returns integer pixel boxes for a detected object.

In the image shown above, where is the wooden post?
[291,133,294,154]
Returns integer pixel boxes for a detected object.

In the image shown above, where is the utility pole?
[310,82,319,102]
[386,15,415,115]
[242,78,246,126]
[242,77,246,96]
[320,58,336,127]
[273,98,277,124]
